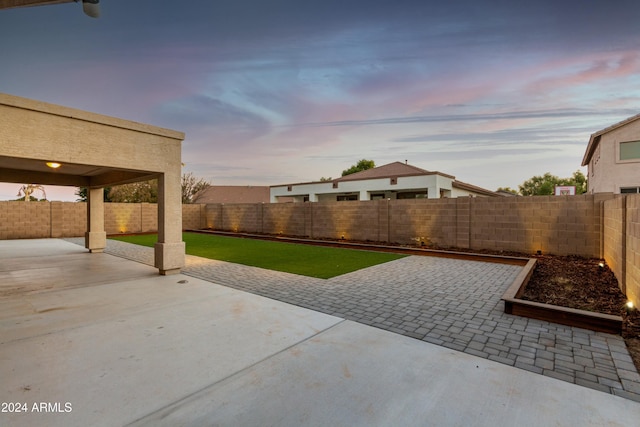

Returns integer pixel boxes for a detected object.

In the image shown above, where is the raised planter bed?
[502,259,623,334]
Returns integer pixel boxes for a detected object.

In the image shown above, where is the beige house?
[270,161,498,203]
[582,113,640,194]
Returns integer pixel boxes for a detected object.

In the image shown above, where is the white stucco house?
[270,161,498,203]
[582,113,640,194]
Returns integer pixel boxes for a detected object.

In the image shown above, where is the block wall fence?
[0,202,204,238]
[2,194,640,304]
[203,194,612,257]
[603,195,640,308]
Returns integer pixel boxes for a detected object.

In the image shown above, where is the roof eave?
[581,134,599,166]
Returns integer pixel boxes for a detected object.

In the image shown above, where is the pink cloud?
[524,50,640,96]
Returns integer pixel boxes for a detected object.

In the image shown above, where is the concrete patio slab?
[0,239,156,298]
[2,239,640,426]
[133,321,640,427]
[1,240,341,427]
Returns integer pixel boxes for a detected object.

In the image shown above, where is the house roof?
[582,113,640,166]
[453,180,499,197]
[270,161,497,196]
[193,186,270,204]
[335,161,455,182]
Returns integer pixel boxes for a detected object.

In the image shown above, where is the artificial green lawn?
[110,232,406,279]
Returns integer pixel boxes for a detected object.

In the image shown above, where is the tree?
[496,187,518,195]
[518,170,588,196]
[562,170,587,195]
[319,177,332,182]
[182,172,211,204]
[16,184,47,202]
[75,187,111,202]
[342,159,375,176]
[109,180,158,203]
[75,173,210,203]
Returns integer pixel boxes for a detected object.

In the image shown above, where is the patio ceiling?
[0,155,157,188]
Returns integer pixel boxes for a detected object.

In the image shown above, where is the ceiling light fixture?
[46,162,62,169]
[76,0,100,18]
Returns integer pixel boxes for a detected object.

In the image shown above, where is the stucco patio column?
[85,187,106,253]
[154,171,185,275]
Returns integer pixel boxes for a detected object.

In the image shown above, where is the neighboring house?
[582,113,640,194]
[270,161,498,203]
[193,186,271,204]
[495,190,519,197]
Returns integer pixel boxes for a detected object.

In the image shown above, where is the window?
[397,191,428,199]
[620,141,640,161]
[621,187,640,194]
[337,194,358,201]
[370,193,385,200]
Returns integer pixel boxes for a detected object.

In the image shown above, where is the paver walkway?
[67,238,640,401]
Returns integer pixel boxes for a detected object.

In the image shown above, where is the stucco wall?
[270,174,494,202]
[589,119,640,194]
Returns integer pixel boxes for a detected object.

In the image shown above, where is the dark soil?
[521,255,627,315]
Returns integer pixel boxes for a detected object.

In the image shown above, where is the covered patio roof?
[0,93,186,274]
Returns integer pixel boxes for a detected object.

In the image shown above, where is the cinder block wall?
[390,198,458,246]
[105,203,142,234]
[0,202,203,238]
[262,203,306,236]
[0,201,50,239]
[182,204,205,230]
[204,194,609,257]
[469,195,607,257]
[203,204,223,230]
[624,195,640,306]
[219,203,263,233]
[603,196,626,293]
[141,203,158,233]
[311,201,381,241]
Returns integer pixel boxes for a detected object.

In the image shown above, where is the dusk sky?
[1,0,639,201]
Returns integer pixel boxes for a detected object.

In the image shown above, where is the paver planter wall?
[502,259,623,334]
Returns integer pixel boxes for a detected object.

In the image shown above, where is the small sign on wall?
[554,185,576,196]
